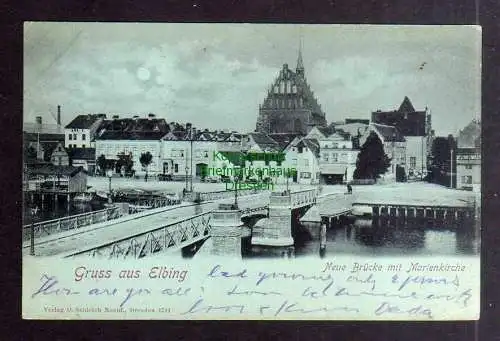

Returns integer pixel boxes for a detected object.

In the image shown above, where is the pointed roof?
[398,96,416,114]
[296,39,304,74]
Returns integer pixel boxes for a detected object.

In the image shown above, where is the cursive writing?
[374,301,433,319]
[32,275,79,298]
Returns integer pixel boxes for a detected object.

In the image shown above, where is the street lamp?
[29,206,39,256]
[233,175,239,209]
[450,148,454,188]
[106,168,113,204]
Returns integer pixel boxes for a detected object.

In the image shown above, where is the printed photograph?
[23,23,480,261]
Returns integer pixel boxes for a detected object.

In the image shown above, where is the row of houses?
[23,97,480,188]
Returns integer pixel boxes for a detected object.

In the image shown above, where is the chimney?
[133,115,139,120]
[112,115,119,120]
[148,113,155,120]
[57,105,61,126]
[35,116,42,125]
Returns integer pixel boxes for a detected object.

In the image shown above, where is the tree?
[353,132,391,180]
[396,164,407,182]
[116,152,134,176]
[97,155,107,176]
[426,136,456,187]
[140,152,153,181]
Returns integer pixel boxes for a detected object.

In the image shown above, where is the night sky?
[24,23,481,136]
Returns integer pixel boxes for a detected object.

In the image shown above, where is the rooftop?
[65,114,105,129]
[371,123,406,142]
[96,118,169,140]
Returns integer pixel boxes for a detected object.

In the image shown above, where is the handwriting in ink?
[374,301,433,319]
[32,274,79,298]
[119,288,151,308]
[180,298,246,315]
[392,274,460,291]
[334,287,471,307]
[346,273,376,290]
[227,285,282,296]
[273,300,359,317]
[255,271,333,286]
[207,265,248,279]
[301,280,334,299]
[161,287,191,296]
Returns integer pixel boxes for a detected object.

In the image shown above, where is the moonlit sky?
[24,23,481,136]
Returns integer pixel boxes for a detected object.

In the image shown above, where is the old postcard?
[22,23,481,320]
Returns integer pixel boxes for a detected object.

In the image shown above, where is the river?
[244,217,480,258]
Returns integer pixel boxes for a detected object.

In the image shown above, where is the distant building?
[456,119,480,190]
[372,97,431,177]
[255,45,327,134]
[68,147,96,174]
[94,114,168,175]
[281,138,320,185]
[318,132,359,184]
[304,126,333,141]
[65,113,106,149]
[24,165,87,193]
[23,112,65,161]
[50,142,69,166]
[360,123,406,177]
[345,118,370,125]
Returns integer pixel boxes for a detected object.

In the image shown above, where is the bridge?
[23,188,318,259]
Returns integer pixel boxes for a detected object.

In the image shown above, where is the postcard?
[22,23,481,320]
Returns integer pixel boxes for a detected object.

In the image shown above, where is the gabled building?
[456,119,480,190]
[50,142,70,166]
[255,45,327,134]
[304,126,333,141]
[65,113,106,149]
[360,123,406,177]
[372,97,431,177]
[281,137,320,185]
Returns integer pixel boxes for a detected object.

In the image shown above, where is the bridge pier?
[252,191,294,248]
[210,204,243,258]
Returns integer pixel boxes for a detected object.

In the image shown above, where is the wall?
[95,140,161,173]
[405,136,427,176]
[65,128,91,149]
[68,171,88,193]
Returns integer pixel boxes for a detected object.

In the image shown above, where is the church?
[255,46,327,135]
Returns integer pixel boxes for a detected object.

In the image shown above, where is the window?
[174,164,179,173]
[323,153,329,162]
[410,157,416,168]
[82,145,86,149]
[180,150,184,157]
[298,146,303,153]
[304,159,309,167]
[73,134,77,140]
[331,153,338,162]
[465,165,473,169]
[69,134,72,141]
[462,175,472,184]
[82,134,86,140]
[301,172,311,179]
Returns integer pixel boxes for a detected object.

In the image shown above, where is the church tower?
[255,43,327,135]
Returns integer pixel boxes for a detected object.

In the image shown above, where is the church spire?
[296,37,304,77]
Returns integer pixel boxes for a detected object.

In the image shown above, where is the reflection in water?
[293,217,480,258]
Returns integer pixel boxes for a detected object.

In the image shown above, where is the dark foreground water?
[246,218,480,258]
